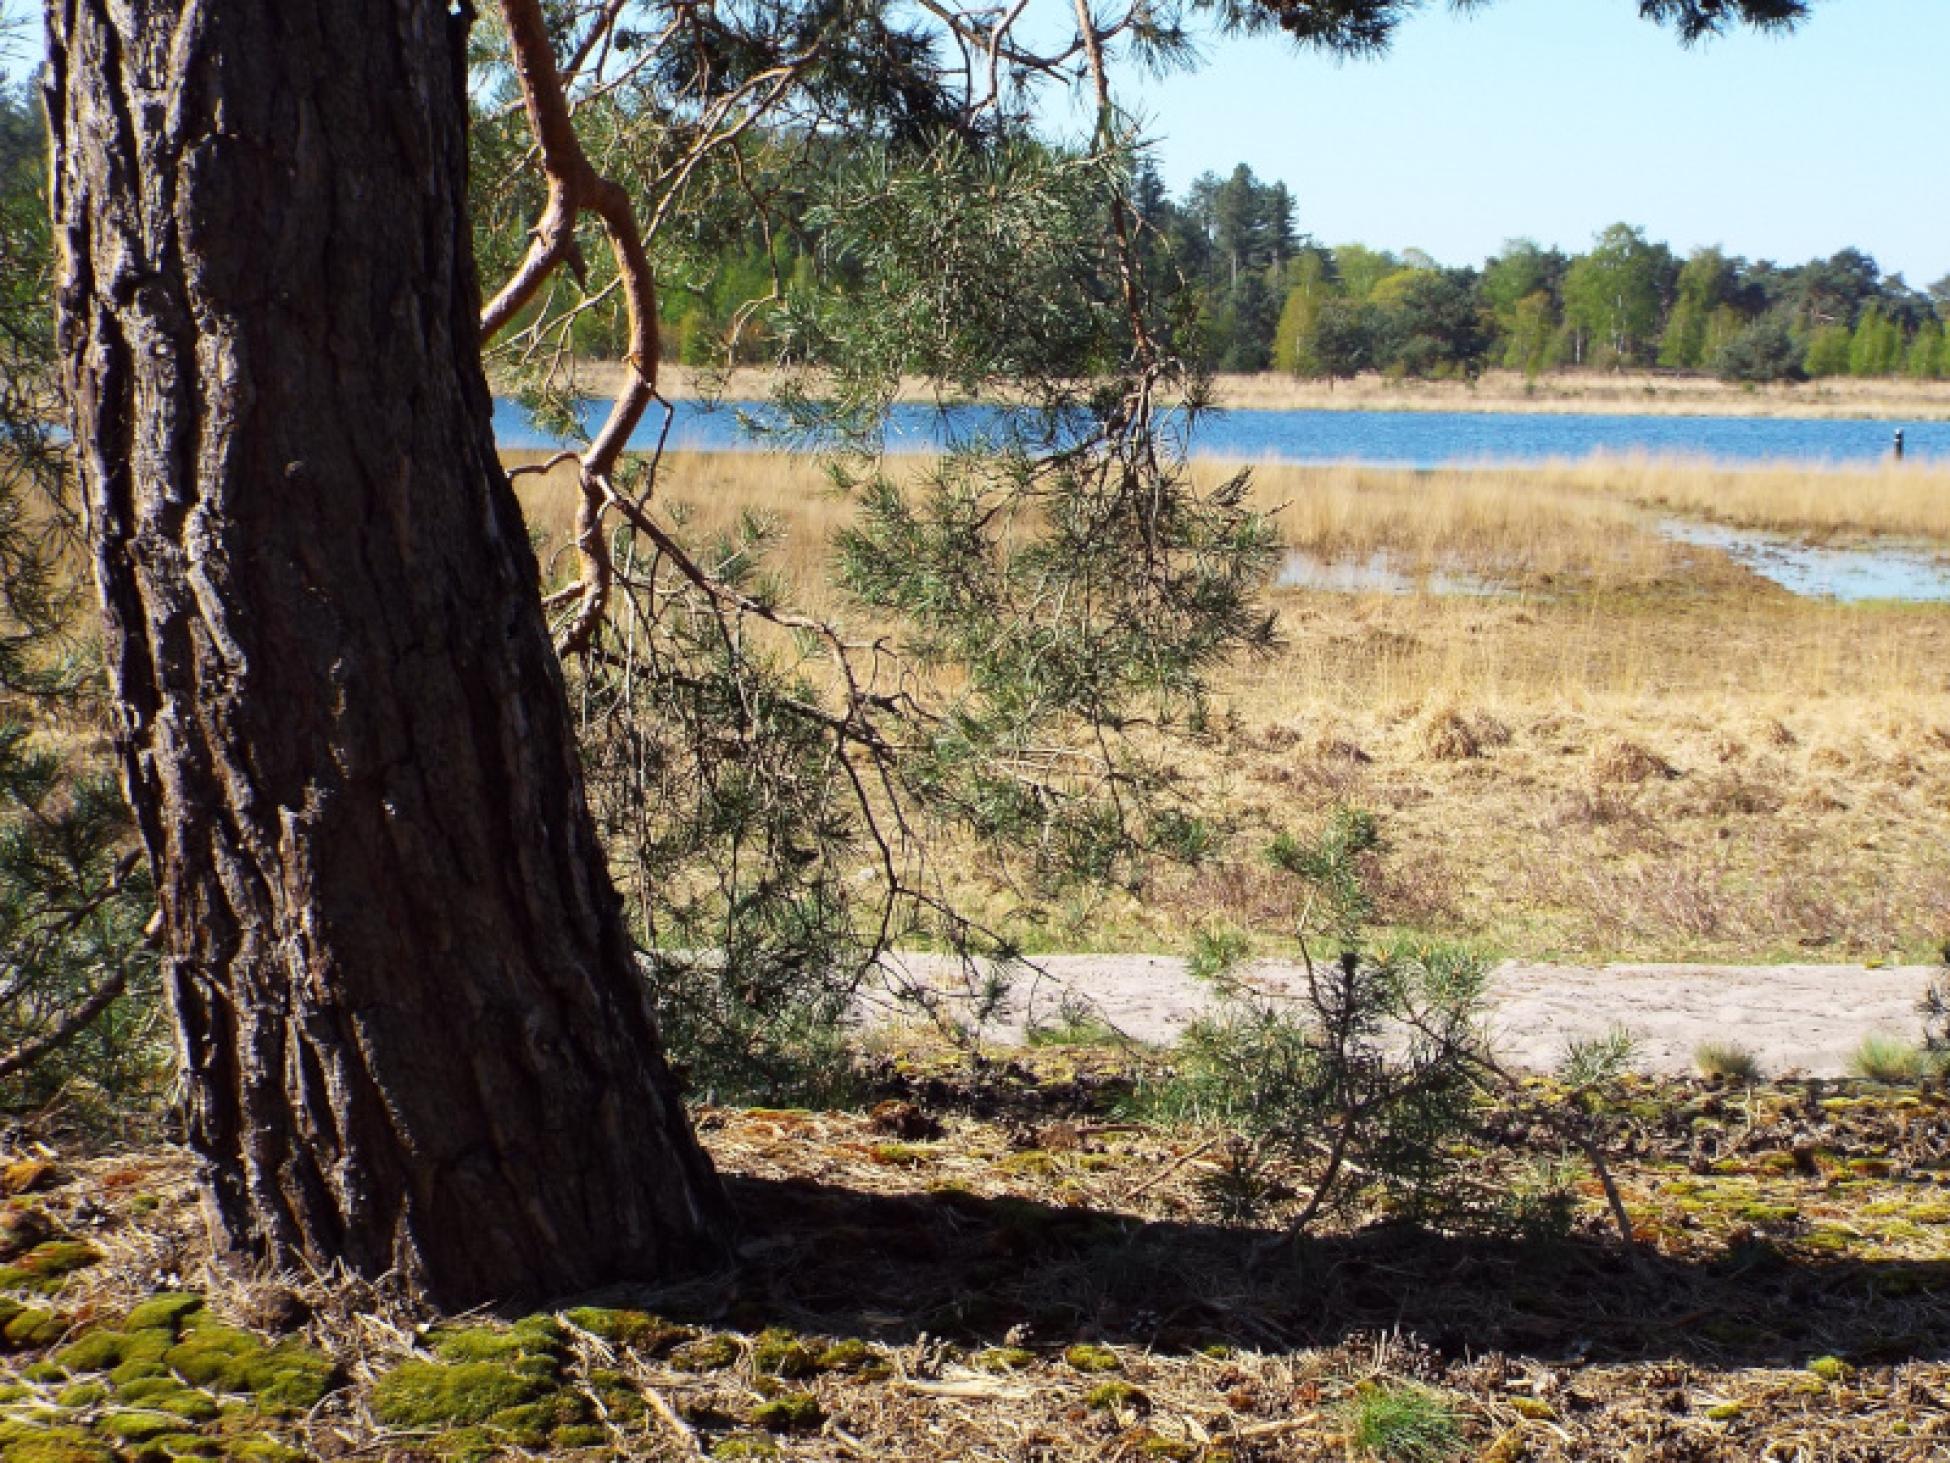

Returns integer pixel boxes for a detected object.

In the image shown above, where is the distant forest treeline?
[1140,164,1950,385]
[653,156,1950,386]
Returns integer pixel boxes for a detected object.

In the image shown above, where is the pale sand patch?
[878,954,1939,1078]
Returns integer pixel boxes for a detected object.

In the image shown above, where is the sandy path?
[877,954,1941,1078]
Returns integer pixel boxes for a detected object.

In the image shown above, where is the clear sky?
[1116,0,1946,286]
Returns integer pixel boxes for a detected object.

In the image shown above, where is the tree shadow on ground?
[625,1175,1950,1372]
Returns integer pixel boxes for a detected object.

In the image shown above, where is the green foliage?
[1340,1381,1465,1462]
[1561,223,1672,368]
[1714,316,1802,383]
[0,81,162,1113]
[1267,807,1380,947]
[1849,1032,1926,1083]
[1847,304,1903,377]
[1802,323,1853,378]
[0,724,163,1108]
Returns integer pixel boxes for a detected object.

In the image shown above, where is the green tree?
[1272,249,1339,375]
[1847,304,1903,377]
[1562,223,1670,367]
[1330,242,1401,303]
[1481,238,1565,368]
[1714,314,1802,383]
[1659,246,1739,368]
[1908,320,1946,380]
[1307,297,1380,383]
[1803,323,1853,378]
[1386,266,1492,378]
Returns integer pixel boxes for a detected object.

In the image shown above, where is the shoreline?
[536,361,1950,422]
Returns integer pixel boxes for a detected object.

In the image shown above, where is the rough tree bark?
[46,0,732,1307]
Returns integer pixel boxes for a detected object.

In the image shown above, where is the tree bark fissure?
[49,0,730,1308]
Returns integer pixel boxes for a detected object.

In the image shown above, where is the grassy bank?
[509,449,1950,964]
[550,362,1950,420]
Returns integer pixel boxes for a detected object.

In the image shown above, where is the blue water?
[493,395,1946,469]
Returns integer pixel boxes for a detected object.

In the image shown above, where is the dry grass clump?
[1694,1041,1765,1084]
[1590,738,1678,787]
[1418,708,1479,762]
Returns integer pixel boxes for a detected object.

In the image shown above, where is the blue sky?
[1113,0,1946,285]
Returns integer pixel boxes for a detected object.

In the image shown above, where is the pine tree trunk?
[46,0,732,1308]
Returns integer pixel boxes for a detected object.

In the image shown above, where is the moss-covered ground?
[2,1050,1947,1459]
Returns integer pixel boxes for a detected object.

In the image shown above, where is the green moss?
[868,1143,931,1167]
[561,1307,690,1353]
[670,1335,740,1372]
[115,1378,185,1403]
[52,1382,106,1408]
[225,1444,307,1463]
[972,1346,1035,1373]
[1064,1343,1121,1374]
[751,1329,818,1379]
[750,1391,824,1432]
[99,1412,192,1445]
[499,1390,597,1442]
[998,1150,1056,1176]
[1737,1202,1798,1225]
[0,1420,116,1463]
[55,1327,171,1374]
[247,1342,338,1411]
[815,1338,884,1374]
[155,1390,219,1423]
[1704,1401,1744,1421]
[1133,1434,1195,1460]
[373,1358,551,1429]
[0,1244,101,1297]
[157,1327,335,1410]
[587,1371,647,1422]
[160,1326,257,1389]
[1806,1355,1852,1383]
[0,1383,28,1402]
[122,1296,205,1336]
[108,1361,171,1387]
[1085,1381,1146,1412]
[550,1424,610,1448]
[3,1307,66,1349]
[710,1436,780,1460]
[123,1433,218,1463]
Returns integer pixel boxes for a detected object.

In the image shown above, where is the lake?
[494,395,1946,469]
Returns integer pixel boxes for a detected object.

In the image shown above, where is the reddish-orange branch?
[484,0,662,655]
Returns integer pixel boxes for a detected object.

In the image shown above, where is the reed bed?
[1552,453,1950,544]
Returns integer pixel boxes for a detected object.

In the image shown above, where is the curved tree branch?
[485,0,660,656]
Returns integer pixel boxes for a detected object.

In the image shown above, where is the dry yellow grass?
[1554,453,1950,543]
[1209,367,1950,419]
[1229,460,1705,592]
[504,447,1950,961]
